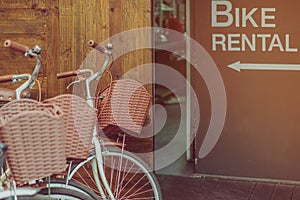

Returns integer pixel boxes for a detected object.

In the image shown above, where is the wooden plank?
[0,20,46,35]
[0,0,32,9]
[83,0,98,73]
[0,0,45,9]
[121,1,152,92]
[45,0,59,97]
[271,184,294,200]
[0,60,37,74]
[250,182,275,200]
[59,0,72,16]
[58,0,74,91]
[84,0,96,57]
[0,8,47,20]
[31,0,46,9]
[97,0,110,41]
[108,0,123,80]
[73,1,85,72]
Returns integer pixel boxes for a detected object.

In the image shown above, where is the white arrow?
[228,61,300,72]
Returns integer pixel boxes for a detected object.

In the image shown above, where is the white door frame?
[185,0,192,160]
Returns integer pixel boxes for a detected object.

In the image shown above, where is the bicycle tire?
[70,147,162,199]
[38,187,94,200]
[2,194,53,200]
[47,178,99,200]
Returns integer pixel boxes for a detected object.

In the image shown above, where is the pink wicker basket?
[96,79,151,135]
[44,94,96,160]
[0,99,66,183]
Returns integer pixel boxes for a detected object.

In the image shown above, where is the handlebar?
[0,75,13,83]
[57,69,94,79]
[57,71,78,79]
[0,74,31,84]
[88,40,106,53]
[4,40,29,54]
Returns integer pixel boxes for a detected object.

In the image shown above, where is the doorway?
[153,0,193,176]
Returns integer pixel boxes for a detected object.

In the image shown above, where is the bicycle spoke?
[73,162,100,196]
[124,180,153,199]
[71,148,161,199]
[116,156,130,197]
[120,173,145,199]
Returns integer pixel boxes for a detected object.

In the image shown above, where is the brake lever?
[66,80,81,89]
[66,74,87,89]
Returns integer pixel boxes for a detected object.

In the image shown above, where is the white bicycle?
[0,40,98,200]
[48,40,162,200]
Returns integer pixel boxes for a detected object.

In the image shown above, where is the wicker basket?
[96,79,151,136]
[0,99,66,183]
[44,94,96,160]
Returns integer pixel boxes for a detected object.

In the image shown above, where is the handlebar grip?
[88,40,106,53]
[56,71,78,79]
[0,75,13,83]
[4,40,29,54]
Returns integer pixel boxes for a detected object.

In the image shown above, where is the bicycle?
[45,40,162,199]
[2,39,162,199]
[0,141,96,200]
[0,40,98,200]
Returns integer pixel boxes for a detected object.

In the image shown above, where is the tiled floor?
[155,102,300,200]
[157,174,300,200]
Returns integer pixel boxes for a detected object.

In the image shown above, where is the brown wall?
[191,0,300,181]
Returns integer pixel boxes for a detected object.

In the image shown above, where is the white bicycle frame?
[65,46,117,200]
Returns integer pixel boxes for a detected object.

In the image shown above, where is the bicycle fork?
[93,135,116,200]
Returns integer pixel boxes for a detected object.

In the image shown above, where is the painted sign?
[192,0,300,181]
[211,1,298,53]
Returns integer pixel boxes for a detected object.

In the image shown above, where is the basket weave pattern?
[0,99,66,183]
[96,79,151,135]
[44,94,96,159]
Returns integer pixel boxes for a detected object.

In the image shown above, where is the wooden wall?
[59,0,152,93]
[0,0,58,98]
[0,0,151,96]
[0,0,153,164]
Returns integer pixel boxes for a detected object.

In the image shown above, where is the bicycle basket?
[44,94,96,160]
[0,99,66,183]
[96,79,151,136]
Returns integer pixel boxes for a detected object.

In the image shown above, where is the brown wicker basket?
[44,94,96,160]
[96,79,151,136]
[0,99,66,183]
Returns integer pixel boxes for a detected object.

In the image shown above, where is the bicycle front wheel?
[38,187,94,200]
[70,147,162,199]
